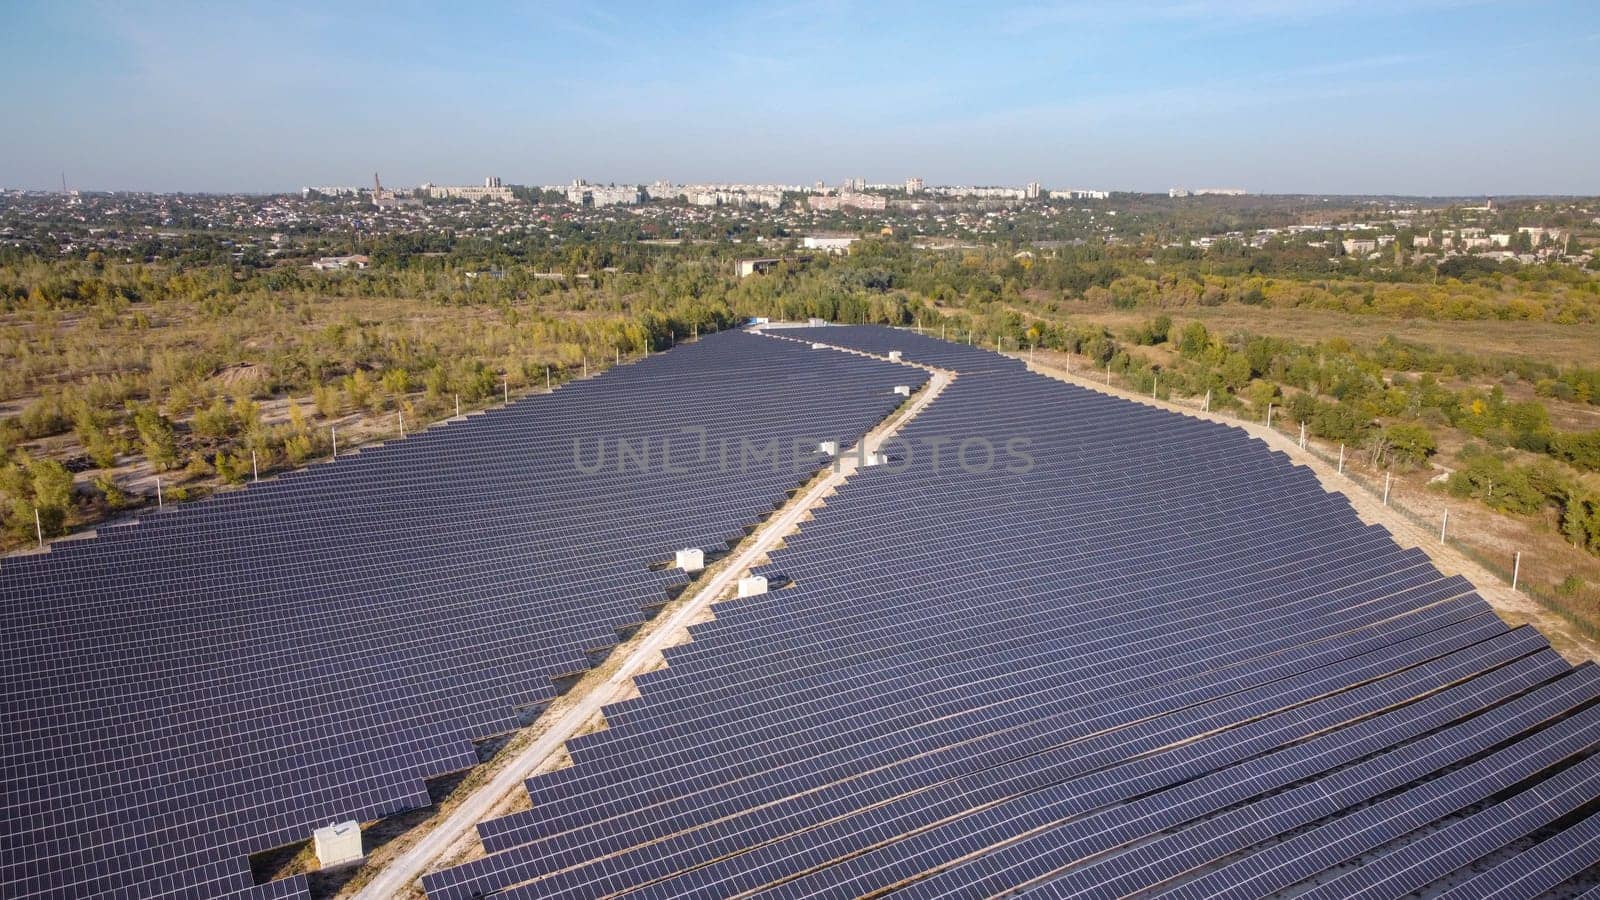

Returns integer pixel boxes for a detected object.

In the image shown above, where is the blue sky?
[2,0,1596,194]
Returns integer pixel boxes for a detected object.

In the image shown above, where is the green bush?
[1383,423,1437,466]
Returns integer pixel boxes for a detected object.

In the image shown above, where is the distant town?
[4,176,1592,278]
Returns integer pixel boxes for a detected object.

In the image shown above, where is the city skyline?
[3,0,1598,195]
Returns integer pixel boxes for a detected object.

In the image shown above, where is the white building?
[1171,187,1247,197]
[905,177,923,195]
[301,186,362,198]
[421,177,512,201]
[567,180,642,206]
[803,235,856,253]
[592,185,642,205]
[1518,226,1564,245]
[311,254,370,271]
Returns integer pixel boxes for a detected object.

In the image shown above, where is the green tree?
[214,451,249,485]
[192,397,237,440]
[1177,321,1210,357]
[344,369,376,411]
[94,474,129,509]
[18,397,68,438]
[381,368,412,396]
[131,405,179,471]
[282,433,313,465]
[1,456,74,539]
[1219,353,1252,391]
[1244,380,1278,413]
[1384,422,1437,465]
[1551,430,1600,472]
[313,384,341,417]
[1563,489,1600,554]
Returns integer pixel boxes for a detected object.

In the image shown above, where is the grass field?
[1066,303,1600,369]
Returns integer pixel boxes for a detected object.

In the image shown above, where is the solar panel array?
[427,325,1600,899]
[0,330,923,899]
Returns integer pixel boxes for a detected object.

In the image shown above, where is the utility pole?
[1266,403,1273,427]
[455,394,461,418]
[1383,472,1392,506]
[1338,444,1345,474]
[1299,422,1307,449]
[331,427,338,458]
[1440,509,1449,543]
[156,476,163,509]
[546,367,551,390]
[251,450,259,483]
[503,376,509,404]
[397,410,405,437]
[1511,551,1521,591]
[35,508,43,548]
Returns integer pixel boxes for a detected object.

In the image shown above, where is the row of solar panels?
[425,326,1600,899]
[0,331,923,898]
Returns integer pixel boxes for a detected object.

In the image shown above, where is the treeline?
[4,237,1598,550]
[706,238,1600,326]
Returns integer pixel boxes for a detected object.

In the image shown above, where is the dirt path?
[1019,350,1600,664]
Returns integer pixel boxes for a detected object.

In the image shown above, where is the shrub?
[95,474,129,509]
[1177,321,1211,357]
[1,456,74,539]
[283,433,312,465]
[343,369,374,411]
[18,397,68,438]
[191,397,237,440]
[1384,423,1437,466]
[214,451,249,485]
[130,404,179,471]
[1564,490,1600,554]
[381,368,411,395]
[1551,430,1600,472]
[313,384,341,418]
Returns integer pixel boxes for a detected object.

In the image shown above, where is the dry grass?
[1063,304,1600,369]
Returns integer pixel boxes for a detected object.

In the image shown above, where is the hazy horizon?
[4,0,1597,195]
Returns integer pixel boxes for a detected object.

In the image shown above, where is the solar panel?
[1433,806,1600,899]
[426,326,1600,900]
[0,330,921,898]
